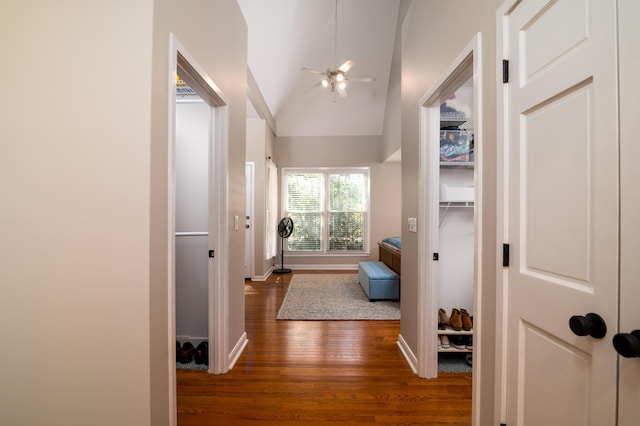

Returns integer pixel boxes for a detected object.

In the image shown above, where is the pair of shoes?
[449,308,473,331]
[194,342,208,365]
[178,342,195,364]
[438,308,449,330]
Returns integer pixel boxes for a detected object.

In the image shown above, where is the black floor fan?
[274,217,294,274]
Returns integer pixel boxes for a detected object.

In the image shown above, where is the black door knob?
[613,330,640,358]
[569,313,607,339]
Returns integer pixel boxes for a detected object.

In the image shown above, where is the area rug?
[276,274,400,320]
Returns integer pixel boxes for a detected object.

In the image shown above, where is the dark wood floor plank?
[177,271,472,425]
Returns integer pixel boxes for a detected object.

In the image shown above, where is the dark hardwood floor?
[177,271,472,425]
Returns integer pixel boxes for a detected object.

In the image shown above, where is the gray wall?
[399,1,501,424]
[175,101,209,340]
[274,135,401,268]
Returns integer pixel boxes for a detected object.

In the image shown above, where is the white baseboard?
[397,333,418,375]
[228,332,248,370]
[250,268,272,281]
[280,263,359,271]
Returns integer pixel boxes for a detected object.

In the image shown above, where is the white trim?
[176,334,209,343]
[210,102,230,375]
[226,332,249,371]
[249,267,273,282]
[397,334,418,374]
[417,33,483,426]
[167,37,178,426]
[495,2,514,425]
[245,162,255,280]
[273,263,359,271]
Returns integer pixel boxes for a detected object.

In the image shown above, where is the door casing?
[167,33,231,425]
[413,32,483,425]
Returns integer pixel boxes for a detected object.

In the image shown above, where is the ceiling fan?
[301,0,376,100]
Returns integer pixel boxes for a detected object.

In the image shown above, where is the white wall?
[0,1,249,425]
[0,1,154,424]
[439,168,475,314]
[400,1,501,424]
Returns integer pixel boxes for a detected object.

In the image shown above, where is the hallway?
[176,271,472,425]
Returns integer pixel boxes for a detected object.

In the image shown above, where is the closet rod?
[175,231,208,236]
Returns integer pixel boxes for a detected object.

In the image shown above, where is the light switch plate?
[234,215,239,231]
[408,217,417,233]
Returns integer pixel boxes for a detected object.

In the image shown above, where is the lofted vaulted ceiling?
[237,0,400,137]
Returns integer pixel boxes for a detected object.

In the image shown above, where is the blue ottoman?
[358,261,400,301]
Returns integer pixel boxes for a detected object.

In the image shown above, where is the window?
[282,168,369,254]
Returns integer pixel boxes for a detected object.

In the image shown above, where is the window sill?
[286,252,371,257]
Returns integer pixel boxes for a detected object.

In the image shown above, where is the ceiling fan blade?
[338,60,354,73]
[300,67,326,75]
[304,81,323,93]
[348,76,377,82]
[337,85,348,98]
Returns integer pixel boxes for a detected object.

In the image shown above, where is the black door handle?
[569,313,607,339]
[613,330,640,358]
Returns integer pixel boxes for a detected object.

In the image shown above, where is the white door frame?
[416,32,483,422]
[167,34,231,424]
[244,162,255,280]
[495,3,512,422]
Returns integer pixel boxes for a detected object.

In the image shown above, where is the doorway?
[416,31,483,417]
[167,33,231,423]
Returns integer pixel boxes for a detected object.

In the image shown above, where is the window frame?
[281,167,371,256]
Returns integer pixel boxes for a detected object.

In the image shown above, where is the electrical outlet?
[408,217,417,233]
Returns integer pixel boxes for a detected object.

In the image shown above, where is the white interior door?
[504,1,618,424]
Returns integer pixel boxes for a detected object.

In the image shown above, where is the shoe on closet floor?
[178,342,195,364]
[194,341,208,365]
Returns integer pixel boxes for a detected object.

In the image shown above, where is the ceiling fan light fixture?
[321,79,329,88]
[336,72,344,82]
[338,81,346,90]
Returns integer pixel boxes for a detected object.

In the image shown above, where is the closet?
[437,81,474,357]
[175,95,209,350]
